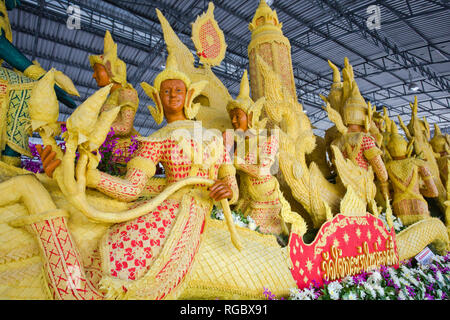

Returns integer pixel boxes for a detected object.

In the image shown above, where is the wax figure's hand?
[209,179,233,201]
[36,145,61,178]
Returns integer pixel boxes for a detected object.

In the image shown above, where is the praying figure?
[224,70,289,236]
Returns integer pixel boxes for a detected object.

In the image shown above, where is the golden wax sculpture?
[248,0,297,103]
[385,122,439,225]
[191,2,227,67]
[398,97,447,213]
[156,5,232,132]
[256,54,345,229]
[430,123,450,187]
[0,0,12,45]
[88,30,140,168]
[324,58,389,215]
[0,58,301,299]
[225,70,290,236]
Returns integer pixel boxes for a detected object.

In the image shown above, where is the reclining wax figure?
[39,54,240,299]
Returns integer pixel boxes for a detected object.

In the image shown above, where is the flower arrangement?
[268,253,450,300]
[22,125,139,177]
[96,128,139,176]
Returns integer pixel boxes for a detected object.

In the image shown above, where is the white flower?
[435,271,444,283]
[358,289,366,299]
[373,285,385,298]
[427,273,436,283]
[388,268,401,289]
[289,288,303,300]
[398,291,407,300]
[327,281,342,300]
[289,288,315,300]
[247,216,257,230]
[363,282,377,299]
[367,271,382,286]
[344,292,357,300]
[214,209,224,220]
[341,275,354,287]
[399,277,411,288]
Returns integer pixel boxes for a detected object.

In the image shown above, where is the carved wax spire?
[249,0,282,33]
[248,0,296,102]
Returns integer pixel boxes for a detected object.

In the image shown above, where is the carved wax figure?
[225,70,289,236]
[89,31,140,171]
[430,124,450,187]
[334,79,390,201]
[386,122,438,225]
[41,54,239,299]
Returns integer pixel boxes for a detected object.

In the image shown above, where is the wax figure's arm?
[418,165,438,198]
[110,88,139,136]
[363,136,389,197]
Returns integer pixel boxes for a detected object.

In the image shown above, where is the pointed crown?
[387,121,410,158]
[226,70,254,114]
[153,53,191,91]
[89,30,127,85]
[342,81,368,126]
[226,70,266,129]
[430,124,449,154]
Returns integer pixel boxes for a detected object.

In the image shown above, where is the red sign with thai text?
[289,213,399,289]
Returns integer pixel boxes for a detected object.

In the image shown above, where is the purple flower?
[424,293,435,300]
[263,287,275,300]
[406,286,416,298]
[353,272,368,285]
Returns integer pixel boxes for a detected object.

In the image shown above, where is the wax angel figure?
[89,31,140,169]
[324,58,390,210]
[38,54,239,297]
[385,122,438,225]
[224,70,290,237]
[0,52,297,300]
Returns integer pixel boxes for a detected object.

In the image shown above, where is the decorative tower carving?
[248,0,297,101]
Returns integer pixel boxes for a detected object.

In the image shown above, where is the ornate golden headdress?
[89,30,127,85]
[226,70,266,129]
[430,124,449,154]
[141,53,207,124]
[387,121,414,158]
[342,80,368,127]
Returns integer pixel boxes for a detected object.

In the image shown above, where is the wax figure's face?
[92,63,110,87]
[229,108,249,132]
[159,79,187,116]
[347,124,363,133]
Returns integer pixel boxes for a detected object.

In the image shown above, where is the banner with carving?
[289,213,399,289]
